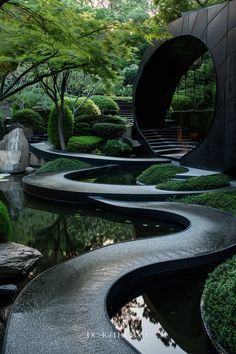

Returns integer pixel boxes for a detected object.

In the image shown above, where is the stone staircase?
[116,100,134,123]
[141,127,199,160]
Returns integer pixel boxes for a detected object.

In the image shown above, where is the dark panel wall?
[135,1,236,171]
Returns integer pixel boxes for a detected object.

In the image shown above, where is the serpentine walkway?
[3,199,236,354]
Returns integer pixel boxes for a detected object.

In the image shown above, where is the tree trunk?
[55,102,66,151]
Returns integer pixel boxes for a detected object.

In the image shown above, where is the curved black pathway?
[3,200,236,354]
[30,141,170,166]
[22,165,235,203]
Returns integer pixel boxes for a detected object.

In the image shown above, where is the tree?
[153,0,226,23]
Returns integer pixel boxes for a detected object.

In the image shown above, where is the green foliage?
[36,158,90,174]
[48,105,74,149]
[137,164,187,185]
[12,108,45,132]
[67,135,103,153]
[102,139,132,156]
[101,116,126,125]
[0,201,12,242]
[90,95,119,114]
[202,255,236,353]
[171,95,193,111]
[68,97,101,117]
[157,174,230,191]
[177,190,236,216]
[74,114,103,126]
[92,122,126,139]
[74,122,92,136]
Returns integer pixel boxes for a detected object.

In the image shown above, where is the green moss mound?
[48,105,74,149]
[157,174,230,191]
[202,255,236,353]
[177,190,236,215]
[92,122,126,139]
[90,95,119,114]
[67,135,103,153]
[137,164,187,185]
[12,108,45,132]
[36,158,90,174]
[102,139,132,156]
[0,201,12,242]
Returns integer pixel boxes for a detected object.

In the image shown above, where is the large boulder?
[0,128,29,173]
[0,242,42,279]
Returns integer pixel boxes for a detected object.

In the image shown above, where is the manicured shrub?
[137,164,187,185]
[74,114,102,126]
[177,190,236,215]
[102,139,132,156]
[12,108,45,132]
[92,122,126,139]
[0,201,12,242]
[67,135,103,153]
[73,122,92,136]
[48,105,74,149]
[72,97,101,117]
[101,115,126,125]
[36,158,90,174]
[202,255,236,353]
[171,94,193,111]
[157,174,230,191]
[90,95,119,114]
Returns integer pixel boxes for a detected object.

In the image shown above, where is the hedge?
[67,135,103,153]
[102,139,132,156]
[157,174,230,191]
[36,158,90,173]
[48,105,74,149]
[92,122,126,139]
[73,122,92,136]
[202,255,236,353]
[90,95,119,114]
[12,108,45,132]
[137,164,187,185]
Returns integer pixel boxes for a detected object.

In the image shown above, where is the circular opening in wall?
[135,35,216,158]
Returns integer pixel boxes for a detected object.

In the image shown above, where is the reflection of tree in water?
[13,210,135,271]
[112,298,144,341]
[112,296,178,348]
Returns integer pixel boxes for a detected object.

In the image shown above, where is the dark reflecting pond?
[78,166,145,185]
[112,272,218,354]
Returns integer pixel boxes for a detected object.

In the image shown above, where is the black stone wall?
[135,1,236,171]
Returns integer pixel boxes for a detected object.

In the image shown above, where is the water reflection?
[112,273,218,354]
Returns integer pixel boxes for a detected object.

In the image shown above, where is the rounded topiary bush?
[102,139,132,156]
[137,164,187,185]
[0,201,12,242]
[72,97,101,117]
[12,108,45,132]
[90,95,119,115]
[202,255,236,354]
[74,114,102,126]
[48,105,74,149]
[92,123,126,139]
[67,135,103,153]
[36,158,90,173]
[101,115,126,125]
[73,122,92,136]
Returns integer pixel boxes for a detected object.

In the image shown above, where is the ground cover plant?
[177,190,236,216]
[137,164,187,185]
[157,174,230,191]
[202,255,236,354]
[0,201,12,242]
[36,158,90,174]
[67,136,103,153]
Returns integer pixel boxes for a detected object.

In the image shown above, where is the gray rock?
[25,167,35,174]
[0,242,42,279]
[29,153,41,167]
[7,124,34,140]
[0,128,29,173]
